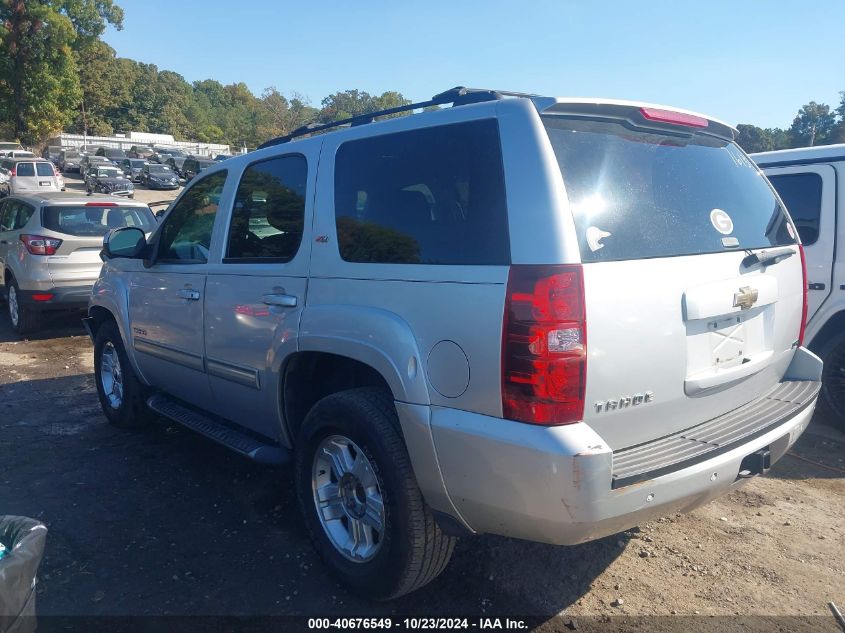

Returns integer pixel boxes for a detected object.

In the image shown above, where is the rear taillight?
[502,264,587,425]
[798,245,809,346]
[20,234,61,255]
[9,167,15,177]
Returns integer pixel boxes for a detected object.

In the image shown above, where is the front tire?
[818,332,845,430]
[295,388,455,600]
[94,320,151,428]
[6,278,39,335]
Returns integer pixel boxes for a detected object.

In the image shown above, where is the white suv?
[753,144,845,428]
[85,88,822,599]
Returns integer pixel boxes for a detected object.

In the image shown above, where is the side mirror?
[103,227,147,260]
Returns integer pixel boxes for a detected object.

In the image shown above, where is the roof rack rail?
[257,86,532,150]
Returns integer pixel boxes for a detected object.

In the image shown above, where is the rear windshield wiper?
[741,246,795,269]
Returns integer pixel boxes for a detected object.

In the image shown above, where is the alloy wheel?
[99,341,124,409]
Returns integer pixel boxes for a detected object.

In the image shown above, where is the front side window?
[226,155,307,262]
[767,173,823,246]
[158,170,227,263]
[333,119,510,265]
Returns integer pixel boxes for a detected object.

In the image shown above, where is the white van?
[753,144,845,427]
[0,158,64,197]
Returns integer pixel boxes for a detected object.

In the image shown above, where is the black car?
[165,156,186,178]
[85,164,135,197]
[140,163,180,189]
[96,147,128,164]
[181,157,217,182]
[118,158,147,182]
[57,149,82,173]
[41,146,64,164]
[128,145,154,159]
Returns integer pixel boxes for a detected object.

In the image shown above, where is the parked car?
[181,156,216,181]
[212,154,232,162]
[3,150,35,159]
[0,158,63,197]
[118,158,147,182]
[0,142,24,153]
[79,155,112,178]
[128,145,154,160]
[139,163,180,189]
[41,146,64,164]
[85,164,135,198]
[752,144,845,429]
[96,147,128,164]
[58,149,83,173]
[85,88,821,600]
[1,193,155,334]
[164,156,186,178]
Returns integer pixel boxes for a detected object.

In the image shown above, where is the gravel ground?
[0,303,843,631]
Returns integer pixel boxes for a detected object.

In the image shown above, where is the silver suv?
[85,88,823,599]
[0,193,156,334]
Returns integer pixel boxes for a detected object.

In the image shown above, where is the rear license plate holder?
[39,180,50,186]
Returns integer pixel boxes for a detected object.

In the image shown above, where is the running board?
[147,393,290,465]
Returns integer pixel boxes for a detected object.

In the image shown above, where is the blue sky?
[103,0,844,128]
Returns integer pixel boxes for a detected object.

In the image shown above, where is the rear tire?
[295,388,455,600]
[817,332,845,431]
[6,278,39,335]
[93,320,151,428]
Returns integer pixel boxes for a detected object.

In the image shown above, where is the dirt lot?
[0,306,843,632]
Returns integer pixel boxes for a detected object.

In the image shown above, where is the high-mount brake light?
[502,264,587,425]
[85,202,117,207]
[640,107,709,128]
[20,234,62,256]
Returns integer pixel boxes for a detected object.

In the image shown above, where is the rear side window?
[158,170,227,262]
[543,117,797,262]
[226,155,307,262]
[36,163,54,177]
[334,119,510,265]
[42,205,156,236]
[767,173,822,246]
[15,163,34,177]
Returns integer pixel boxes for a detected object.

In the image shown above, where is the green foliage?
[788,101,837,147]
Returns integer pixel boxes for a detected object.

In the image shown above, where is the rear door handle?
[177,288,201,301]
[262,293,297,308]
[808,283,826,291]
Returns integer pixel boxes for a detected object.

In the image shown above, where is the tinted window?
[42,205,155,236]
[543,117,797,262]
[767,173,822,245]
[16,163,34,177]
[0,201,12,230]
[158,170,227,262]
[226,155,307,262]
[334,120,509,265]
[12,202,34,229]
[36,163,54,176]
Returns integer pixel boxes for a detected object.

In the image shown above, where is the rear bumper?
[17,285,93,310]
[418,347,822,546]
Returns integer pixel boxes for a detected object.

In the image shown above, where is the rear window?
[543,117,797,262]
[36,163,54,176]
[15,163,35,177]
[333,119,510,265]
[42,205,156,236]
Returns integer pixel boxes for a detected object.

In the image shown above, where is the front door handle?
[177,288,201,301]
[262,293,297,308]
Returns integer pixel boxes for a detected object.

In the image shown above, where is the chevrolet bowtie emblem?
[733,286,759,310]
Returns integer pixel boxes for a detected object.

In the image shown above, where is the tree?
[319,89,411,123]
[0,0,81,144]
[736,124,774,153]
[788,101,837,147]
[260,87,317,138]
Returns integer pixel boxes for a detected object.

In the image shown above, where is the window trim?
[222,152,308,265]
[155,169,228,265]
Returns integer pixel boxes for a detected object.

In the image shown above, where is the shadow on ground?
[0,373,626,622]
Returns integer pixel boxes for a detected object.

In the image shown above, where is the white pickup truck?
[753,144,845,428]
